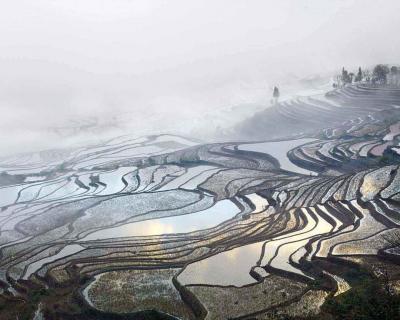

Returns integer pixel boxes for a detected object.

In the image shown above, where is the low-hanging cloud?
[1,0,400,155]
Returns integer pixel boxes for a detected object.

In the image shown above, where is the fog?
[1,0,400,156]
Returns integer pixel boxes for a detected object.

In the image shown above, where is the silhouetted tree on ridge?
[355,67,363,82]
[272,86,280,104]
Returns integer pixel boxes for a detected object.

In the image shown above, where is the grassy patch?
[321,276,400,320]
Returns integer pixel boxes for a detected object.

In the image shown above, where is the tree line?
[333,64,400,88]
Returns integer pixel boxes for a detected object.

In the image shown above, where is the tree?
[363,69,372,83]
[349,72,354,83]
[342,67,348,83]
[341,67,352,85]
[272,86,280,103]
[355,67,363,82]
[390,65,399,86]
[373,64,390,84]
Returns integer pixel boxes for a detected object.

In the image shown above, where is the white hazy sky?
[1,0,400,155]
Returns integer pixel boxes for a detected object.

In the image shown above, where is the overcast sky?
[1,0,400,155]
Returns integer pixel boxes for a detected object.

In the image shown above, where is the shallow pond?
[239,138,318,175]
[82,198,241,240]
[177,241,264,287]
[23,244,84,279]
[158,165,217,191]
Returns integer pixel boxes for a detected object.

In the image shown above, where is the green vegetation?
[0,295,36,320]
[321,276,400,320]
[377,149,400,165]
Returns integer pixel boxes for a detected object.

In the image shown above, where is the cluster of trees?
[372,64,400,85]
[334,64,400,88]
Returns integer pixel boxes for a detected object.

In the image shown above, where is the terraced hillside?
[1,85,400,319]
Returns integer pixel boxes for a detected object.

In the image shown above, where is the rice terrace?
[1,1,400,319]
[1,79,400,319]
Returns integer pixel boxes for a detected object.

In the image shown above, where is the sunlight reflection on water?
[83,198,241,240]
